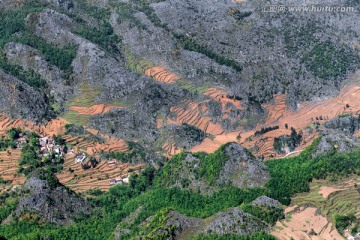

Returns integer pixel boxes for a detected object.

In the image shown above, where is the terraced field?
[0,123,131,194]
[125,50,181,85]
[124,50,154,74]
[69,104,119,115]
[67,83,103,108]
[145,66,181,84]
[272,176,360,240]
[264,84,360,130]
[0,115,26,134]
[161,142,182,158]
[62,133,127,155]
[64,82,125,125]
[272,206,343,240]
[204,88,243,110]
[191,83,360,159]
[169,100,224,135]
[57,154,145,193]
[0,113,137,193]
[62,110,91,126]
[0,149,25,192]
[292,176,360,218]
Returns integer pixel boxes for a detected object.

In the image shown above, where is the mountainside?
[0,0,360,239]
[14,174,93,225]
[156,143,269,194]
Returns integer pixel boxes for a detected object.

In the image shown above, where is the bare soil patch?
[69,104,120,115]
[191,84,360,159]
[271,207,343,240]
[145,66,180,84]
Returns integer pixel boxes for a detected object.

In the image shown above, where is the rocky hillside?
[313,115,360,156]
[0,69,50,121]
[0,0,358,154]
[123,207,271,239]
[4,171,93,226]
[0,1,360,239]
[156,142,269,194]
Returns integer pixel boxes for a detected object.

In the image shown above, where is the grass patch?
[291,176,360,222]
[66,83,102,108]
[62,111,90,126]
[124,49,155,74]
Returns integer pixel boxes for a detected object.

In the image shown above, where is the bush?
[254,126,279,136]
[335,214,356,233]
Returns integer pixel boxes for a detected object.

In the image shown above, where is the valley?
[0,0,359,239]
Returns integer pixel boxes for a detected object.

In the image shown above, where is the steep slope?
[151,0,360,107]
[1,0,359,161]
[126,208,271,240]
[4,42,71,104]
[0,70,50,121]
[157,142,269,193]
[14,175,93,225]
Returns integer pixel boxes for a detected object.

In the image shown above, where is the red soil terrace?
[191,83,360,159]
[145,66,181,84]
[69,104,119,115]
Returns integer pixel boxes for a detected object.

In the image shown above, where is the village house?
[17,135,28,148]
[53,145,63,157]
[347,233,360,240]
[109,177,124,185]
[39,137,49,147]
[122,177,129,184]
[109,175,129,186]
[40,146,49,156]
[46,140,55,153]
[38,137,64,157]
[75,152,87,164]
[107,160,118,167]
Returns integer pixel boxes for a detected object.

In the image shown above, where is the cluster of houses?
[15,134,67,159]
[16,133,28,149]
[39,137,65,157]
[38,137,90,165]
[109,174,129,186]
[16,134,131,187]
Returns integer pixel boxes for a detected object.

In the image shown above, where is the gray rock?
[0,69,50,122]
[314,130,360,156]
[218,143,269,188]
[313,116,360,156]
[4,42,71,103]
[15,176,93,225]
[135,208,269,239]
[251,195,281,208]
[45,0,74,10]
[158,142,269,193]
[148,0,360,107]
[205,208,270,235]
